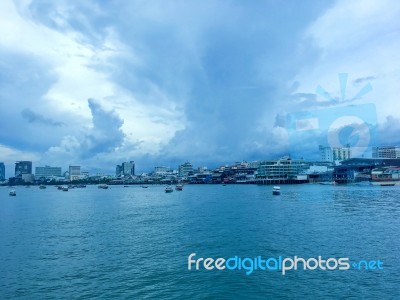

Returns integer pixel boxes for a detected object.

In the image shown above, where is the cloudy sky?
[1,0,400,176]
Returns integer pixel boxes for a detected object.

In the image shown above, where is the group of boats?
[165,184,184,193]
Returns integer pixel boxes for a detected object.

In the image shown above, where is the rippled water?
[1,184,399,299]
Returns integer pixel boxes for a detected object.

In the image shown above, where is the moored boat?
[98,184,109,189]
[272,186,280,195]
[165,186,173,193]
[61,186,69,191]
[175,184,183,191]
[9,189,16,196]
[39,185,46,189]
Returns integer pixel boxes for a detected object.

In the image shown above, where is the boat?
[175,184,183,191]
[98,184,109,189]
[165,186,173,193]
[39,185,46,189]
[377,182,396,186]
[61,186,69,191]
[319,181,337,185]
[141,185,149,188]
[9,190,16,196]
[272,186,281,195]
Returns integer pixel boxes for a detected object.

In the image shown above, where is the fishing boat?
[165,186,173,193]
[175,184,183,191]
[272,186,281,195]
[9,189,16,196]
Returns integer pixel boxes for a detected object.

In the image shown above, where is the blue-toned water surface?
[0,184,399,299]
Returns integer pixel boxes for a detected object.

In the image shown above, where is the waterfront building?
[35,166,62,178]
[15,161,32,177]
[178,162,193,177]
[154,166,170,175]
[69,165,81,181]
[372,146,400,159]
[319,145,351,162]
[257,156,308,180]
[0,162,5,181]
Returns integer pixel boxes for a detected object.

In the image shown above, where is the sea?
[0,184,399,299]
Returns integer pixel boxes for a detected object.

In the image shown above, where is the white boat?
[272,186,280,195]
[9,190,16,196]
[165,186,173,193]
[98,184,109,189]
[175,184,183,191]
[61,186,69,191]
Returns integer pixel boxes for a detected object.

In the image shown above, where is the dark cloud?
[377,116,400,145]
[81,98,126,157]
[21,108,64,126]
[353,76,376,85]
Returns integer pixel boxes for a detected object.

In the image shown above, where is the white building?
[372,146,400,159]
[69,165,81,181]
[35,166,62,178]
[319,145,351,162]
[154,166,170,175]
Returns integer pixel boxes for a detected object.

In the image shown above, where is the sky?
[1,0,400,177]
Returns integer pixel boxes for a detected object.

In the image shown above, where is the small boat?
[141,185,149,188]
[272,186,281,195]
[165,186,173,193]
[379,182,396,186]
[76,184,86,188]
[61,186,69,191]
[9,190,16,196]
[39,185,47,189]
[98,184,109,189]
[175,184,183,191]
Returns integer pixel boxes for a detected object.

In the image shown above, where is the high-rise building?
[15,161,32,177]
[116,165,123,177]
[372,146,400,159]
[69,166,81,181]
[35,166,62,178]
[319,145,351,162]
[0,162,5,181]
[122,161,135,176]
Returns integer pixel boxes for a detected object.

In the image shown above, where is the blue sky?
[1,0,400,176]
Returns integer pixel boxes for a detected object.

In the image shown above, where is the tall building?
[372,146,400,159]
[35,166,62,178]
[178,162,193,177]
[0,162,5,181]
[69,165,81,181]
[122,161,135,176]
[15,161,32,177]
[319,145,351,162]
[116,165,123,177]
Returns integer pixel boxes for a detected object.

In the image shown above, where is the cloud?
[353,76,376,85]
[21,108,64,126]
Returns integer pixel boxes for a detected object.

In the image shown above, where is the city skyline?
[1,0,400,178]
